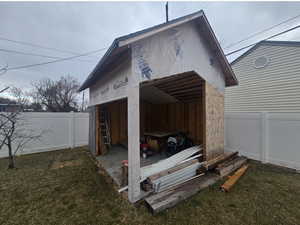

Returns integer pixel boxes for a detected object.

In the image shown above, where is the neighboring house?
[226,40,300,112]
[80,10,237,202]
[0,103,21,112]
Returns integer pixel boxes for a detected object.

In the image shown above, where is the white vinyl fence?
[0,112,89,158]
[225,112,300,170]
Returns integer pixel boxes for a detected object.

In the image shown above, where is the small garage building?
[79,10,238,202]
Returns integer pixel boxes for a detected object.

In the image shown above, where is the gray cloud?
[0,1,300,94]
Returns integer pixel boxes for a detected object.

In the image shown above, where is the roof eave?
[78,40,119,92]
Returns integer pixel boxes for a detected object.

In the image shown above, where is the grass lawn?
[0,147,300,225]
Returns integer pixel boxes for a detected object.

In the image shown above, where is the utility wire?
[0,35,102,60]
[225,24,300,56]
[224,13,300,50]
[0,86,9,93]
[0,47,108,72]
[0,48,97,63]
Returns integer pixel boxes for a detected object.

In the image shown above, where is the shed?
[226,40,300,112]
[80,10,237,202]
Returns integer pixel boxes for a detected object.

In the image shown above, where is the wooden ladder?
[100,108,112,150]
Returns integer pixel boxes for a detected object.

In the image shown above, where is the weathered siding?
[226,44,300,112]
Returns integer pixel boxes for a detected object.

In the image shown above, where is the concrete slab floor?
[96,145,167,187]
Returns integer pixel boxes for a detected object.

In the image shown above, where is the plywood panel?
[105,99,128,146]
[141,99,203,145]
[119,100,128,142]
[204,81,224,161]
[101,96,205,150]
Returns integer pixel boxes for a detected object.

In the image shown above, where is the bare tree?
[31,75,80,112]
[0,88,43,169]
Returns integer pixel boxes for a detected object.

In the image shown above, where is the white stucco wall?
[89,59,131,106]
[132,21,226,93]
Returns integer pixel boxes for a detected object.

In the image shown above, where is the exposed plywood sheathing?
[103,99,128,146]
[203,81,224,161]
[140,100,203,145]
[99,98,204,150]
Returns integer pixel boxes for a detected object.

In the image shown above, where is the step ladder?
[99,108,111,150]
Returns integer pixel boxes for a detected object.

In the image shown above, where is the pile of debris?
[141,145,204,193]
[141,148,249,213]
[118,146,249,213]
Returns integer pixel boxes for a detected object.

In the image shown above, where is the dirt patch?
[51,159,83,169]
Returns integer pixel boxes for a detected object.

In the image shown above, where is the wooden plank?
[119,99,128,142]
[171,91,202,98]
[145,173,220,214]
[204,151,238,170]
[196,99,202,145]
[221,164,249,192]
[152,73,197,88]
[165,87,202,95]
[142,72,194,87]
[157,80,202,92]
[216,156,247,177]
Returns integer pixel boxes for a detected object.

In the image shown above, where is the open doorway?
[95,72,205,187]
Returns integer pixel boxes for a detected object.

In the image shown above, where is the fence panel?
[225,112,300,170]
[0,112,89,158]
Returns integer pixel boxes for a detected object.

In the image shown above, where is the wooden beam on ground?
[221,164,249,192]
[145,173,220,214]
[216,156,247,177]
[204,151,238,170]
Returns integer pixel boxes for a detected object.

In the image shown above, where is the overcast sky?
[1,1,300,97]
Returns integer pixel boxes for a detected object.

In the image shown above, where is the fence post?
[69,111,75,149]
[261,112,269,163]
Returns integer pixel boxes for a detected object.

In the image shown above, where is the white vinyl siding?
[225,44,300,112]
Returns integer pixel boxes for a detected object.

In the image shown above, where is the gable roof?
[231,40,300,65]
[79,10,238,91]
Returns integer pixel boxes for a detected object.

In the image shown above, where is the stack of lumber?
[147,159,204,193]
[144,149,249,213]
[118,145,203,193]
[216,155,247,177]
[145,173,220,214]
[142,145,203,193]
[141,145,202,182]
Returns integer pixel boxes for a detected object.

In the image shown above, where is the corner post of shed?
[127,53,141,202]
